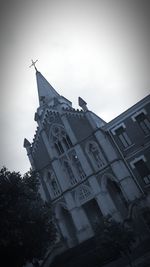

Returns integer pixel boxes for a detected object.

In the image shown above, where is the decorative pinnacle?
[23,138,31,148]
[78,97,88,111]
[29,59,38,71]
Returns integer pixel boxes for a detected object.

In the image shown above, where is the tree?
[0,167,56,267]
[95,218,135,267]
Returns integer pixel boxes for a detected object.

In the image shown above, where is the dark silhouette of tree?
[95,218,135,267]
[0,167,56,267]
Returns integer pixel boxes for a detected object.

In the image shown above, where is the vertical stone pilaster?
[40,128,54,159]
[96,193,121,221]
[74,144,93,176]
[85,111,98,130]
[37,124,68,192]
[70,207,94,242]
[61,113,94,177]
[64,191,94,241]
[111,160,141,200]
[61,114,77,144]
[25,145,36,170]
[88,175,121,220]
[95,130,118,162]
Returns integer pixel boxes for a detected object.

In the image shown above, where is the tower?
[24,68,143,249]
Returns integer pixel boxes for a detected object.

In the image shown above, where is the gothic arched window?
[50,124,72,155]
[54,142,64,155]
[75,185,93,205]
[86,141,106,170]
[47,171,61,197]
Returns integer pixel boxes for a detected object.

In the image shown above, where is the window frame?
[132,109,150,136]
[130,156,150,185]
[112,123,132,149]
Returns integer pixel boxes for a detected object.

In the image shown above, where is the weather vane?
[29,59,38,71]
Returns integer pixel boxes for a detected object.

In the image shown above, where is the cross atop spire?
[29,59,38,71]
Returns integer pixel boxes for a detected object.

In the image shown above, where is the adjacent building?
[24,68,150,251]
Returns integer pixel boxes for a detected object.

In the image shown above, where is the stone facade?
[24,70,150,250]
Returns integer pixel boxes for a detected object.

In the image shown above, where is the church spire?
[36,70,60,106]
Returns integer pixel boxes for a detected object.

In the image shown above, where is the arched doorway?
[107,179,128,218]
[82,199,103,232]
[55,203,78,247]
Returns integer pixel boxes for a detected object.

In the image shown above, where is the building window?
[75,185,93,205]
[50,124,72,155]
[134,159,150,185]
[54,142,64,155]
[78,186,91,202]
[115,127,132,148]
[135,113,150,135]
[47,171,61,197]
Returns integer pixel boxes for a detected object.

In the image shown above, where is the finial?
[78,97,88,111]
[23,138,31,148]
[29,59,38,71]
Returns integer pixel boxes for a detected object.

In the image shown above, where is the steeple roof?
[36,70,60,105]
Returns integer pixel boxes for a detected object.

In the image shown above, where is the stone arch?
[101,173,127,218]
[49,123,72,155]
[55,201,68,220]
[47,170,61,198]
[54,202,77,247]
[75,185,103,232]
[101,173,118,192]
[75,185,93,206]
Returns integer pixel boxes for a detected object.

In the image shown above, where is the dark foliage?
[0,167,56,267]
[51,219,136,267]
[94,218,135,266]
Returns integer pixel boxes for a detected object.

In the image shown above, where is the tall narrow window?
[115,127,132,148]
[50,124,72,155]
[136,113,150,135]
[47,171,61,197]
[134,159,150,185]
[55,142,64,155]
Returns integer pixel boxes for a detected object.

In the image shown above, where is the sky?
[0,0,150,174]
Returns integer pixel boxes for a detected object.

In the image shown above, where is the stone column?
[64,191,94,242]
[94,130,118,162]
[36,123,69,191]
[61,114,77,145]
[95,130,142,200]
[23,138,36,170]
[88,175,121,220]
[74,144,93,176]
[111,160,141,201]
[61,113,94,177]
[96,193,121,221]
[70,207,94,242]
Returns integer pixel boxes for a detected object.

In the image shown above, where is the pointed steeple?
[36,70,60,105]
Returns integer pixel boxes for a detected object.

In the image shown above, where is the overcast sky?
[0,0,149,174]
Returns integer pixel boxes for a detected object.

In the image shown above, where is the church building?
[24,67,150,256]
